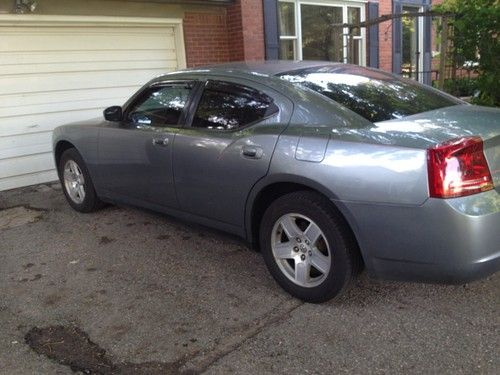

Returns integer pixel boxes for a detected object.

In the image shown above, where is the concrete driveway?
[0,183,498,374]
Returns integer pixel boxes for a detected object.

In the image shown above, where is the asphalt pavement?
[0,183,498,374]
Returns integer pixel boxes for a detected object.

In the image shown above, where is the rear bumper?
[338,189,500,284]
[369,250,500,284]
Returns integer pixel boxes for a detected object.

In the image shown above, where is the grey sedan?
[53,61,500,302]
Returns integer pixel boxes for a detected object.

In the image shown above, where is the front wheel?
[58,148,103,213]
[260,191,360,303]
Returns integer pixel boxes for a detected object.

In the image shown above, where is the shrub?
[435,0,500,106]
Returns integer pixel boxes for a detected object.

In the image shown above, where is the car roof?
[196,60,343,75]
[153,61,396,88]
[156,60,347,80]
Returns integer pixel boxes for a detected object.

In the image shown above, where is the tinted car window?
[192,81,279,130]
[279,66,462,122]
[127,84,192,127]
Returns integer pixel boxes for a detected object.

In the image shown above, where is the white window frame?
[278,0,367,66]
[417,6,425,83]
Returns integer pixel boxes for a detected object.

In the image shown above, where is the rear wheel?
[58,148,103,213]
[260,191,360,303]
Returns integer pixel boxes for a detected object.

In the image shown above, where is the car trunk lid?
[373,105,500,189]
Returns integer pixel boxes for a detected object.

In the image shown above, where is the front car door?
[97,81,195,208]
[173,78,293,230]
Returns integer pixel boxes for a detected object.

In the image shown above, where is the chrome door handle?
[152,137,169,146]
[242,145,263,159]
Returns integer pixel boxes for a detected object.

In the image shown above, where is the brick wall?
[183,0,265,67]
[378,0,393,73]
[227,1,245,61]
[227,0,265,61]
[183,10,230,67]
[239,0,265,60]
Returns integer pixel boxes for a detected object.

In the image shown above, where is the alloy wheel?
[271,213,331,288]
[63,160,86,204]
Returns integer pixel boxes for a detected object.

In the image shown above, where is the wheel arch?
[54,140,77,172]
[245,174,365,267]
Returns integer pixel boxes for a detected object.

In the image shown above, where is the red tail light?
[427,136,494,198]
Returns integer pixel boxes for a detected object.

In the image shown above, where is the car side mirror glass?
[103,106,123,122]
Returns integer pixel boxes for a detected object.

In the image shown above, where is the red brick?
[183,8,231,67]
[378,0,393,73]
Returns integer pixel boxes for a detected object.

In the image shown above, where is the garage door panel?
[0,69,169,95]
[1,26,176,36]
[0,109,105,137]
[0,87,138,108]
[0,170,58,191]
[0,49,178,65]
[0,131,53,159]
[0,152,55,179]
[0,96,126,119]
[1,59,176,76]
[0,27,176,51]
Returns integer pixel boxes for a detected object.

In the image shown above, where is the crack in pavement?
[183,299,304,373]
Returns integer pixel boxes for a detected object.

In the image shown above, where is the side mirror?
[103,106,122,122]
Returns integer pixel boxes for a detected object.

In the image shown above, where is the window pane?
[280,39,296,60]
[192,82,278,130]
[278,2,295,36]
[402,6,420,80]
[347,39,361,65]
[279,66,461,122]
[348,7,361,36]
[128,85,191,127]
[301,5,343,62]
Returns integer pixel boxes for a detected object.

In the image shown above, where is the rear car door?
[172,78,293,228]
[97,81,195,208]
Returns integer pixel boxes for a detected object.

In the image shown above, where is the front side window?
[278,1,365,65]
[279,66,462,122]
[192,81,279,130]
[127,83,192,128]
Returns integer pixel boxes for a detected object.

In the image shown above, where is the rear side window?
[192,81,278,130]
[279,66,462,122]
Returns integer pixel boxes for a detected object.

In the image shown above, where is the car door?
[97,81,195,208]
[173,78,293,228]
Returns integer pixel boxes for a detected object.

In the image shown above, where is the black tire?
[259,191,361,303]
[58,148,103,213]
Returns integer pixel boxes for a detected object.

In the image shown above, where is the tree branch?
[330,10,454,29]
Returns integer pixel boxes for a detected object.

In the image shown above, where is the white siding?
[0,15,186,191]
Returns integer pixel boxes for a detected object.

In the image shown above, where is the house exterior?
[266,0,437,83]
[0,0,439,191]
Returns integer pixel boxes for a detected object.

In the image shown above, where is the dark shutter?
[263,0,280,60]
[392,1,403,74]
[367,2,379,68]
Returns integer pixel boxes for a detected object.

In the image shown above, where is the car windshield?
[278,65,462,123]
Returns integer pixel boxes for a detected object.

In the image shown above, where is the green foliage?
[435,0,500,106]
[433,77,479,97]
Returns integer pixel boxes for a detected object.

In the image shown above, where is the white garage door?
[0,15,186,191]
